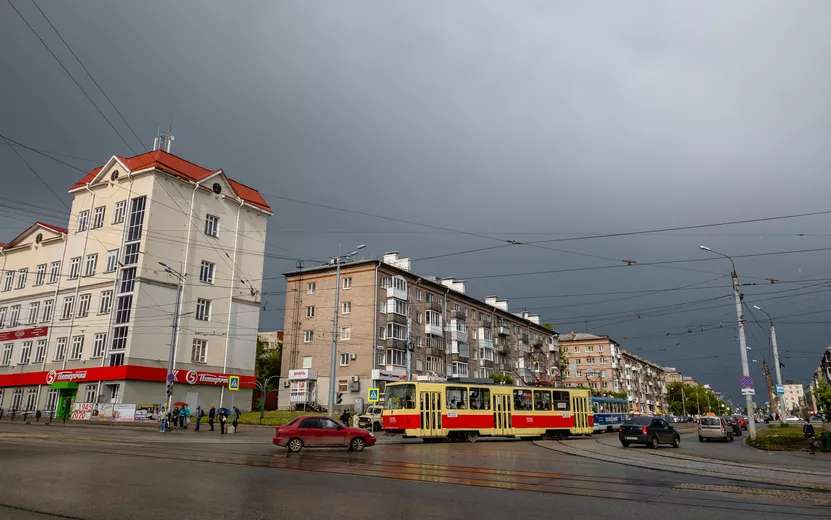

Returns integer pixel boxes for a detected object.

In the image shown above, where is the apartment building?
[278,252,558,410]
[662,367,682,386]
[258,330,284,352]
[621,350,667,413]
[0,147,271,415]
[812,347,831,387]
[782,381,805,414]
[559,332,622,394]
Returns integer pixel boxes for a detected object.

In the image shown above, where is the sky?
[3,1,831,404]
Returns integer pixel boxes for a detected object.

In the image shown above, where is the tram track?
[2,436,829,517]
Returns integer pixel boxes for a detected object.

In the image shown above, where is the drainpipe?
[36,232,69,412]
[372,261,378,379]
[219,198,244,409]
[172,181,200,365]
[443,287,449,376]
[62,186,96,372]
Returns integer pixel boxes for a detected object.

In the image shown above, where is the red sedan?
[273,415,377,453]
[733,415,747,430]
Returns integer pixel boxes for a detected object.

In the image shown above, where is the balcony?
[387,312,407,325]
[495,342,510,355]
[516,343,530,353]
[452,310,466,321]
[481,359,494,369]
[449,341,470,359]
[424,323,442,336]
[425,301,442,312]
[497,325,510,336]
[388,338,407,350]
[521,333,530,344]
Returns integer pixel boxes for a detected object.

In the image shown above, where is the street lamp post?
[699,246,756,439]
[328,245,366,415]
[159,262,184,414]
[753,305,784,420]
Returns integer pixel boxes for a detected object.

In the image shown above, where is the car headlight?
[368,431,375,437]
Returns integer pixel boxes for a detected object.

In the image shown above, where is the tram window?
[552,391,570,411]
[513,389,533,411]
[592,401,599,413]
[469,388,490,410]
[447,387,468,409]
[533,390,552,411]
[385,384,416,410]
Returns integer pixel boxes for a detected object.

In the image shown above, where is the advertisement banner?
[71,403,94,420]
[90,404,114,421]
[112,404,136,422]
[134,404,160,422]
[0,326,48,342]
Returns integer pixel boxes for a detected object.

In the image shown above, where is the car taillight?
[618,426,622,432]
[642,427,648,435]
[275,428,280,436]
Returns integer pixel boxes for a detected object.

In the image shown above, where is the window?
[104,250,119,273]
[61,296,75,320]
[339,353,350,366]
[416,290,422,301]
[379,326,387,340]
[42,300,53,322]
[192,339,207,363]
[0,307,6,328]
[305,306,315,318]
[34,264,46,286]
[77,210,89,232]
[534,390,553,411]
[82,384,98,403]
[84,253,98,276]
[127,196,146,242]
[16,268,27,289]
[342,301,351,314]
[415,358,423,372]
[49,261,60,284]
[54,338,67,361]
[599,345,605,352]
[27,302,39,324]
[68,257,81,279]
[342,277,352,290]
[379,301,386,313]
[91,206,105,228]
[425,311,441,327]
[338,380,349,393]
[109,353,124,366]
[513,389,533,411]
[302,356,312,369]
[99,291,112,314]
[70,336,84,360]
[304,331,313,343]
[115,295,132,324]
[454,319,466,333]
[77,294,91,317]
[389,298,407,316]
[386,323,407,340]
[45,389,57,411]
[306,282,316,294]
[196,298,211,321]
[111,326,127,351]
[92,333,107,358]
[585,345,594,352]
[2,271,13,291]
[123,243,140,265]
[469,387,491,410]
[11,388,22,410]
[34,340,46,363]
[199,261,215,283]
[425,292,433,303]
[19,341,31,364]
[385,384,416,410]
[416,312,423,324]
[113,200,126,224]
[446,386,467,409]
[119,267,135,293]
[450,362,468,377]
[553,391,571,410]
[9,305,20,326]
[1,343,12,366]
[453,303,460,312]
[386,349,405,366]
[426,356,443,373]
[340,326,351,340]
[205,214,219,237]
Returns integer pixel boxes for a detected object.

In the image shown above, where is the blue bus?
[591,397,629,432]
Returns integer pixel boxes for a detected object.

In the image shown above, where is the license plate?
[625,437,638,441]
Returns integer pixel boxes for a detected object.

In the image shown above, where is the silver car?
[698,416,733,442]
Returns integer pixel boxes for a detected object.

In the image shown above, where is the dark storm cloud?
[3,1,831,402]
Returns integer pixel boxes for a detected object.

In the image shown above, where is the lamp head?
[699,246,711,252]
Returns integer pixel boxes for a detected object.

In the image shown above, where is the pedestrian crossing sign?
[368,388,380,402]
[228,376,240,391]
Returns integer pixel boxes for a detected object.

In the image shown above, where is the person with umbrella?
[171,406,180,429]
[232,406,241,432]
[172,402,187,429]
[208,404,216,431]
[218,407,229,434]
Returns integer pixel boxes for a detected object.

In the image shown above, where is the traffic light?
[166,382,174,397]
[337,392,343,405]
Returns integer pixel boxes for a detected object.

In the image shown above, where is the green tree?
[489,373,515,385]
[816,380,831,414]
[607,391,627,400]
[255,336,282,391]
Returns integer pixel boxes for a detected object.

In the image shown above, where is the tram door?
[492,393,511,436]
[419,391,442,437]
[572,395,588,431]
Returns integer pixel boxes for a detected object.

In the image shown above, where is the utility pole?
[327,245,365,415]
[681,384,687,417]
[700,246,756,439]
[159,262,183,413]
[763,359,775,417]
[754,306,784,419]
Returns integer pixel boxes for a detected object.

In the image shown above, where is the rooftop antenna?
[153,127,174,153]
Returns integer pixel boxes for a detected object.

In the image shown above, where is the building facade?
[662,367,682,386]
[782,381,805,414]
[0,149,271,415]
[620,350,667,414]
[278,252,558,411]
[559,332,622,394]
[258,330,284,352]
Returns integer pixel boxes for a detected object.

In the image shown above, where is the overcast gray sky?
[3,1,831,404]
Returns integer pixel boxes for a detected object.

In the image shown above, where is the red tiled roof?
[36,221,68,234]
[3,222,67,249]
[70,150,272,212]
[0,242,5,249]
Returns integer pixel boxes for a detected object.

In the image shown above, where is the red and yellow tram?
[382,381,593,442]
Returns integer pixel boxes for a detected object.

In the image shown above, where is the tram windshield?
[385,384,416,410]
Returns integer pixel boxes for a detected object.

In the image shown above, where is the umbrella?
[173,401,187,407]
[219,408,231,415]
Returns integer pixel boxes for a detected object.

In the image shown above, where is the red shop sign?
[171,369,256,388]
[0,365,255,388]
[0,326,48,342]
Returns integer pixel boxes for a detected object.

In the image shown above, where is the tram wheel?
[465,432,479,443]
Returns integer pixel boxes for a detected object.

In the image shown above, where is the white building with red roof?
[0,149,271,417]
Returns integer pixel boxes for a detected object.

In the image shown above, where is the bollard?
[35,410,42,423]
[10,409,16,421]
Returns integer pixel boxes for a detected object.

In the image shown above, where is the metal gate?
[419,391,442,437]
[492,393,512,436]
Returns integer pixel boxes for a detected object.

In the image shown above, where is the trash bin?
[821,432,831,451]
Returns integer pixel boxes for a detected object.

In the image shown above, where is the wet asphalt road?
[0,423,828,519]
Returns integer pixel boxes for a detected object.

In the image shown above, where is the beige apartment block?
[621,350,667,414]
[663,367,682,386]
[559,332,622,394]
[0,147,270,414]
[782,381,804,414]
[278,252,558,411]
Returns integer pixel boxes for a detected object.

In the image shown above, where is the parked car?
[784,415,802,423]
[357,406,384,431]
[810,414,825,423]
[732,415,747,430]
[273,415,377,453]
[722,416,742,436]
[699,416,733,442]
[619,416,681,449]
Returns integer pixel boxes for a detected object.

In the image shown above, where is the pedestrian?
[195,405,204,432]
[340,409,350,426]
[233,406,241,431]
[208,404,216,431]
[159,406,167,433]
[181,405,190,430]
[219,408,227,434]
[172,407,180,429]
[803,418,817,454]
